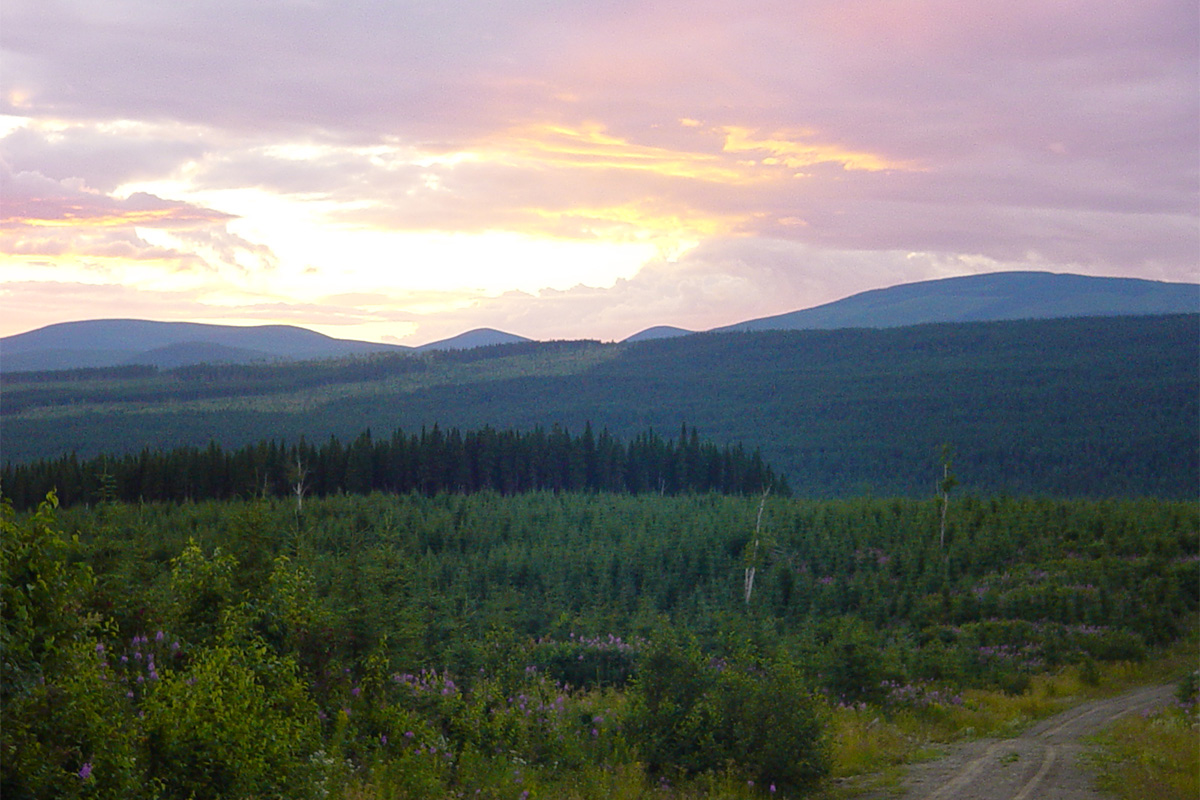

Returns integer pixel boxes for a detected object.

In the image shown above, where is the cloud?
[0,166,233,229]
[0,164,278,278]
[0,121,208,193]
[1,0,1195,341]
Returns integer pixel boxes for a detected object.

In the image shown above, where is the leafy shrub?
[0,494,142,799]
[626,633,828,792]
[163,539,240,645]
[141,640,319,799]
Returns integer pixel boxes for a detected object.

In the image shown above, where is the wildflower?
[95,643,105,655]
[78,762,93,780]
[155,630,165,642]
[770,785,776,793]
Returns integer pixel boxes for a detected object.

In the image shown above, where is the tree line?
[0,424,787,510]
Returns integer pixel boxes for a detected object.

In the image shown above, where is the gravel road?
[860,684,1175,800]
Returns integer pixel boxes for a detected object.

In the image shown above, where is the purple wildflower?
[78,762,93,780]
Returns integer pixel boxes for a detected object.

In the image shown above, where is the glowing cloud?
[485,122,748,183]
[721,127,912,173]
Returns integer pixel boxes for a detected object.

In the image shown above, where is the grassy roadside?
[1084,654,1198,800]
[813,634,1199,799]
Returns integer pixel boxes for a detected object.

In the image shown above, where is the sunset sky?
[2,0,1196,345]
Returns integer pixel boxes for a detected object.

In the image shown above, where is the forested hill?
[2,314,1196,498]
[717,271,1199,332]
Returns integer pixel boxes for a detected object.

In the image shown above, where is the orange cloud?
[526,201,745,240]
[722,126,913,172]
[486,121,752,184]
[420,120,915,241]
[1,191,234,230]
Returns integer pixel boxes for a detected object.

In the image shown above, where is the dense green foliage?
[1,424,784,510]
[4,315,1197,498]
[3,488,1195,797]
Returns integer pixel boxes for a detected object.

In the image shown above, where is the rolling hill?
[716,271,1199,332]
[0,319,410,372]
[4,271,1197,373]
[414,328,531,352]
[3,314,1196,499]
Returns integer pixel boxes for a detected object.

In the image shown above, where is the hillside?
[5,272,1197,373]
[414,327,531,351]
[3,315,1196,498]
[717,271,1199,332]
[0,319,410,372]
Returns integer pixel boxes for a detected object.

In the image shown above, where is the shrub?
[141,640,320,799]
[626,633,828,793]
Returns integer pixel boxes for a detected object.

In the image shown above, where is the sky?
[1,0,1197,345]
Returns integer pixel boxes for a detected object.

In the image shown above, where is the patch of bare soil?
[854,684,1174,800]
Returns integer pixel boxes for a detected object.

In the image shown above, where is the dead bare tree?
[744,487,771,605]
[938,445,957,549]
[291,454,309,515]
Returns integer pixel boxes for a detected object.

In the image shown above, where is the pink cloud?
[1,0,1195,338]
[0,166,233,229]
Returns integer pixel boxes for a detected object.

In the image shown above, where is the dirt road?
[864,684,1175,800]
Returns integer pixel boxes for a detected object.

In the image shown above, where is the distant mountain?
[623,325,694,343]
[0,319,408,372]
[715,271,1200,333]
[415,328,532,352]
[6,271,1198,374]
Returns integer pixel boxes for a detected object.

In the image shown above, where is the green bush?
[626,633,828,792]
[0,494,143,799]
[141,640,320,799]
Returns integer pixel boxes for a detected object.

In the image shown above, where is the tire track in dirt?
[864,684,1174,800]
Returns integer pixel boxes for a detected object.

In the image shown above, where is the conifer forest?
[2,318,1198,799]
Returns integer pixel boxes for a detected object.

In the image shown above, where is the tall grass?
[1087,704,1199,800]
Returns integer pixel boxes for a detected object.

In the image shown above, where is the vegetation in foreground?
[3,487,1196,799]
[1083,670,1199,800]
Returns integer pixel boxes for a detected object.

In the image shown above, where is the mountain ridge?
[3,271,1197,372]
[716,271,1198,333]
